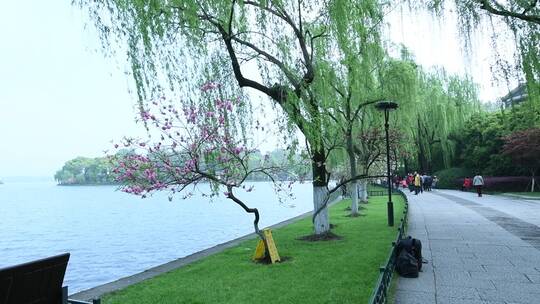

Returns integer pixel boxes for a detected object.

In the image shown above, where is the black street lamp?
[375,101,399,227]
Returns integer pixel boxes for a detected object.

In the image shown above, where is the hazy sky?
[0,1,516,177]
[0,1,143,177]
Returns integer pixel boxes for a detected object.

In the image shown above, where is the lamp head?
[375,101,399,111]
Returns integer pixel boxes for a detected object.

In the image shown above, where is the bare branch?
[478,0,540,24]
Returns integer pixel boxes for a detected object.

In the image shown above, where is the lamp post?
[375,101,398,227]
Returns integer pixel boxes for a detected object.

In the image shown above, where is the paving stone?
[482,265,540,275]
[434,264,487,273]
[489,281,540,294]
[435,270,472,282]
[469,270,531,283]
[436,276,496,290]
[477,287,540,303]
[395,190,540,304]
[526,274,540,283]
[394,291,435,304]
[436,296,503,304]
[435,286,481,300]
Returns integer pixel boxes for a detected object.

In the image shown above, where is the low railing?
[368,188,409,304]
[366,189,400,197]
[360,182,402,198]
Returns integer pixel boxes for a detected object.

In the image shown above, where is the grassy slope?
[103,196,405,304]
[507,192,540,197]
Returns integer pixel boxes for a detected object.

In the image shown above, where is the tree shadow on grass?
[254,256,293,265]
[296,231,343,241]
[345,213,366,217]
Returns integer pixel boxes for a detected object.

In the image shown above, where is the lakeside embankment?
[74,196,405,304]
[1,181,315,293]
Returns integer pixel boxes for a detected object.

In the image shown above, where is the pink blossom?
[233,146,243,155]
[201,81,220,92]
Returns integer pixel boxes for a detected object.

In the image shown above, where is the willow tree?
[307,0,420,216]
[425,1,540,125]
[402,67,481,172]
[78,0,393,235]
[313,1,387,216]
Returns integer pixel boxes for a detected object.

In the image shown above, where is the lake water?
[0,180,313,293]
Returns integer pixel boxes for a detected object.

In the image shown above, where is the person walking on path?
[462,177,472,191]
[407,173,414,192]
[414,172,421,195]
[473,173,484,197]
[424,175,433,191]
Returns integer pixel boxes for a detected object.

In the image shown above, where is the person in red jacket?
[407,174,414,192]
[462,177,472,191]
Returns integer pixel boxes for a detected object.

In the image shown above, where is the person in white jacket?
[473,173,484,197]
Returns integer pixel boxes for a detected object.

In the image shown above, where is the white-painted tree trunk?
[313,186,330,234]
[349,181,359,215]
[359,180,368,203]
[532,176,536,192]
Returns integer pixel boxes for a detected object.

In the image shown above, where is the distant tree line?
[54,156,117,185]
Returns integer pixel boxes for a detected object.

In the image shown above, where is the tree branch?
[478,0,540,24]
[231,36,300,87]
[226,186,263,239]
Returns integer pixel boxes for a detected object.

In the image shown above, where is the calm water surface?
[0,180,313,293]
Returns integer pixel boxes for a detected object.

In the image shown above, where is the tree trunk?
[404,158,410,176]
[313,186,330,234]
[359,180,368,203]
[346,133,359,216]
[226,186,264,240]
[531,171,536,192]
[312,149,330,234]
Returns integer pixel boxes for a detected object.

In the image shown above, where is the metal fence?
[368,188,409,304]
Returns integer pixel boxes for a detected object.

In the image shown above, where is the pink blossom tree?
[110,83,303,242]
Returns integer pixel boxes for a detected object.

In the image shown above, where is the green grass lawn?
[506,192,540,198]
[102,196,405,304]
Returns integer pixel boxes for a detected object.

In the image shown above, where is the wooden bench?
[0,253,100,304]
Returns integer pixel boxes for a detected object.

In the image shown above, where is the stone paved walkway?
[395,190,540,304]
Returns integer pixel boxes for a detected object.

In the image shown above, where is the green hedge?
[434,167,472,189]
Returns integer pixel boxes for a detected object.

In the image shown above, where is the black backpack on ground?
[395,236,423,278]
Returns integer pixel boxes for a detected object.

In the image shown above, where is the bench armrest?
[62,286,101,304]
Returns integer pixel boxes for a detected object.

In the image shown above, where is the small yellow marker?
[252,229,281,264]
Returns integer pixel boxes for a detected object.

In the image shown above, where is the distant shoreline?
[56,179,313,187]
[56,183,119,186]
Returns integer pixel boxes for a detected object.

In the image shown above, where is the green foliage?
[502,127,540,178]
[450,104,540,176]
[77,0,484,189]
[101,197,405,304]
[398,66,481,173]
[433,167,472,189]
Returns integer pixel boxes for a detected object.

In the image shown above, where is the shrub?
[433,167,472,189]
[483,176,539,192]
